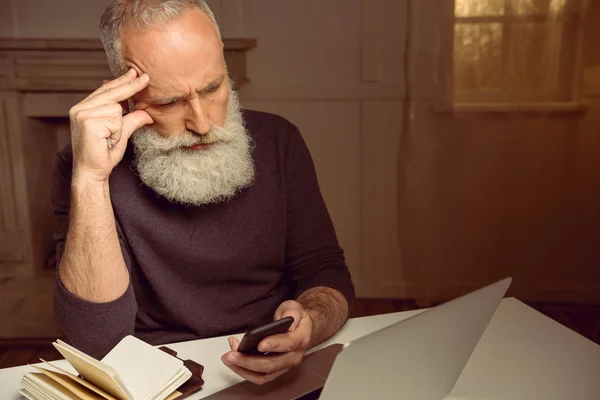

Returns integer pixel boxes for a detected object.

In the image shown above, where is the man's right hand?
[69,68,153,183]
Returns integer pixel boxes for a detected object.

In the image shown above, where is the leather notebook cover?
[202,343,344,400]
[159,346,205,399]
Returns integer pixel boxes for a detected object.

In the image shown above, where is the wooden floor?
[1,296,599,370]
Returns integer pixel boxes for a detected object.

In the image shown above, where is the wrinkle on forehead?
[120,7,225,102]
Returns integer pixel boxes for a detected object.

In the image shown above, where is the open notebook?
[20,335,198,400]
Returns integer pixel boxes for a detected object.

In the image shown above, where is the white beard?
[131,85,255,206]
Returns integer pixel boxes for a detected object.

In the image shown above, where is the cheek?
[209,90,229,126]
[147,110,187,134]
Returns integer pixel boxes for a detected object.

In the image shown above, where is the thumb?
[121,110,154,141]
[285,310,302,332]
[276,304,302,332]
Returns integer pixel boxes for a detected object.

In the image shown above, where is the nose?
[185,97,211,135]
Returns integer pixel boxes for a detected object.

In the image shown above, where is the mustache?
[134,124,234,153]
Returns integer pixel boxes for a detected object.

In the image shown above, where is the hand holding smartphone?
[237,316,295,355]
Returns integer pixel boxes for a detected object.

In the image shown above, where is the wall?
[5,0,599,303]
[400,0,600,302]
[0,0,407,298]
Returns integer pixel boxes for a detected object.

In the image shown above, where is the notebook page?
[164,392,181,400]
[53,341,131,400]
[40,360,119,400]
[101,335,186,400]
[152,368,192,400]
[21,373,80,400]
[31,365,106,400]
[19,388,38,400]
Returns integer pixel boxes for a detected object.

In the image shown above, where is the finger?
[111,110,153,153]
[229,337,240,351]
[74,115,121,142]
[72,103,123,144]
[225,363,290,385]
[98,80,133,113]
[222,350,301,375]
[228,337,240,352]
[276,308,302,332]
[274,307,285,322]
[274,301,299,321]
[259,330,304,353]
[120,109,153,141]
[84,73,150,108]
[74,103,123,119]
[82,68,136,102]
[97,68,137,93]
[74,118,120,152]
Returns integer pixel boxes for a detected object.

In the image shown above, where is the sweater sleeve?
[50,148,137,359]
[284,127,355,311]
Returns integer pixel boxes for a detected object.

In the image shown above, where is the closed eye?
[204,83,221,94]
[157,99,179,108]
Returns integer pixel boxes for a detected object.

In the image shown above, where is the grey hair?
[100,0,221,77]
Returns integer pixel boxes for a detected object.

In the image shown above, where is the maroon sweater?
[51,110,355,359]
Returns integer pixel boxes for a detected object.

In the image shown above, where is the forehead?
[120,8,225,97]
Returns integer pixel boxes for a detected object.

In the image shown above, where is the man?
[51,0,354,386]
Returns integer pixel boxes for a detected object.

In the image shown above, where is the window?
[448,0,586,106]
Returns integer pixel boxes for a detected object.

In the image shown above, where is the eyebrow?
[147,75,226,104]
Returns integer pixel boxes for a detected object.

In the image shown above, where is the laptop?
[204,277,512,400]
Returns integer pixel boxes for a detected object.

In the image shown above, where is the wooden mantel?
[0,38,256,277]
[0,38,256,103]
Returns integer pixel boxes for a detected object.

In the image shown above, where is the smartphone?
[237,316,295,354]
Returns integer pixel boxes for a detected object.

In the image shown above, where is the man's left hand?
[221,300,314,385]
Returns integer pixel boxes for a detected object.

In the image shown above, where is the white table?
[1,298,599,399]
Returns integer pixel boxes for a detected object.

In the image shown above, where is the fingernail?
[227,354,237,363]
[228,337,233,347]
[139,73,148,81]
[261,342,270,352]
